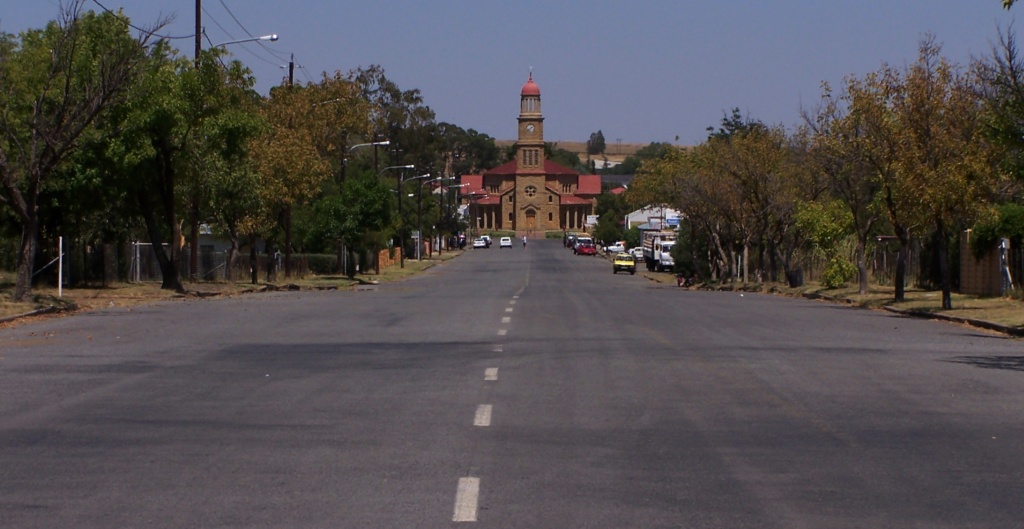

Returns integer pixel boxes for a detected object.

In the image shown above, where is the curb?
[881,306,1024,337]
[0,306,62,324]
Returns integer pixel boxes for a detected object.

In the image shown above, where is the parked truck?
[642,231,676,272]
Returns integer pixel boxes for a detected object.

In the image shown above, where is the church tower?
[515,73,546,234]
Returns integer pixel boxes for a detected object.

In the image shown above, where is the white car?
[605,242,625,253]
[630,247,644,260]
[472,238,488,249]
[499,236,513,249]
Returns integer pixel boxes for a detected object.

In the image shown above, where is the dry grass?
[7,253,1024,333]
[638,270,1024,332]
[0,250,463,325]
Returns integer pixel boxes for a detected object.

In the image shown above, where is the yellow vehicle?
[612,252,636,275]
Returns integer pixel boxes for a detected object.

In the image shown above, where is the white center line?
[474,404,492,426]
[509,300,516,305]
[493,345,503,352]
[484,367,498,381]
[453,477,480,522]
[501,316,511,323]
[497,329,507,336]
[505,307,514,312]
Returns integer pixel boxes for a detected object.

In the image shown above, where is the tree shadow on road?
[945,355,1024,372]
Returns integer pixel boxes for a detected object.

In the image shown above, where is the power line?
[201,6,281,68]
[91,0,193,40]
[218,0,290,63]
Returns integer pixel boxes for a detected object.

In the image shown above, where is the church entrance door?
[526,210,536,231]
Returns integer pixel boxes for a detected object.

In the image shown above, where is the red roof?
[460,174,484,195]
[521,73,540,96]
[610,186,626,195]
[576,174,602,195]
[475,195,502,205]
[482,160,517,176]
[560,195,592,205]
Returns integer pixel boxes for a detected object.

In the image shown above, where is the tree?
[592,192,628,245]
[0,2,161,300]
[254,72,370,278]
[587,130,606,156]
[599,141,671,175]
[805,80,884,295]
[891,37,993,309]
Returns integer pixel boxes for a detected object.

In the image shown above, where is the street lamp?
[436,179,464,255]
[342,140,390,182]
[213,34,279,47]
[381,165,415,267]
[463,191,489,239]
[404,174,437,260]
[188,29,279,282]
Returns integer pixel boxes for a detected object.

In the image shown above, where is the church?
[460,74,600,237]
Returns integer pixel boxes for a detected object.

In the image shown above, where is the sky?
[1,1,1017,146]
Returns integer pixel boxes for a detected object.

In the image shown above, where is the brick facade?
[460,74,599,237]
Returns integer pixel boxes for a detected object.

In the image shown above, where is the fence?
[128,243,403,283]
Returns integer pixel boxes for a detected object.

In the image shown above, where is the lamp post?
[464,191,489,239]
[213,34,279,47]
[190,8,278,282]
[342,140,389,183]
[404,174,433,260]
[381,164,415,267]
[436,179,462,255]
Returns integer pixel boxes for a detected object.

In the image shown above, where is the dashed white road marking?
[509,300,517,305]
[505,307,514,312]
[493,345,503,352]
[474,404,493,426]
[453,477,480,522]
[501,316,511,323]
[497,329,507,336]
[512,295,519,299]
[485,367,498,381]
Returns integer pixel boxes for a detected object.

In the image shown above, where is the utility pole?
[195,0,201,67]
[190,0,202,282]
[283,53,295,278]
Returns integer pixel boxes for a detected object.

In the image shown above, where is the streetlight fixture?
[350,140,390,152]
[404,174,436,260]
[463,191,489,239]
[213,34,279,47]
[381,165,415,267]
[188,29,279,282]
[342,140,390,182]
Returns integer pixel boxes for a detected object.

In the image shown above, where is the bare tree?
[0,1,163,300]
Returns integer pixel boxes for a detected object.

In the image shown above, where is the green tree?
[892,37,994,309]
[587,130,606,156]
[592,192,628,245]
[805,80,884,294]
[0,2,160,300]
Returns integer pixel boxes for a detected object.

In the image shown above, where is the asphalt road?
[2,239,1023,528]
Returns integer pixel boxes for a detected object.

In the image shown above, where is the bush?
[821,256,857,288]
[304,254,338,275]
